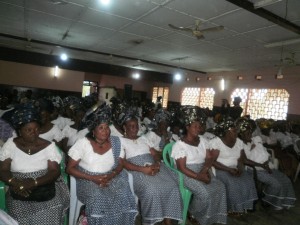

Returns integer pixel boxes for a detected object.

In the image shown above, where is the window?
[181,87,215,109]
[82,81,98,97]
[181,88,200,106]
[231,88,289,120]
[152,87,169,108]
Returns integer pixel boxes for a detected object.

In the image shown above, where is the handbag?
[10,182,56,202]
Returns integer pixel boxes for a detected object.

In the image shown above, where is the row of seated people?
[0,98,298,225]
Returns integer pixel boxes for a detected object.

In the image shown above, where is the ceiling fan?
[168,20,224,39]
[275,52,300,67]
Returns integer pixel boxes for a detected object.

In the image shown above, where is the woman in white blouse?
[211,119,258,215]
[120,110,183,225]
[171,106,227,225]
[0,103,69,225]
[67,104,137,225]
[238,119,296,210]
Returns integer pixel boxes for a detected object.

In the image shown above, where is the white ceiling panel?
[89,0,158,20]
[246,25,300,43]
[27,0,85,20]
[80,8,132,31]
[140,6,195,29]
[211,9,274,33]
[121,22,170,38]
[166,0,239,20]
[213,35,262,50]
[0,0,299,75]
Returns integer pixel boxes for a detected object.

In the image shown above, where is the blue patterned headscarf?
[82,103,112,131]
[236,119,252,134]
[179,105,207,126]
[11,102,40,129]
[213,119,235,137]
[118,106,140,125]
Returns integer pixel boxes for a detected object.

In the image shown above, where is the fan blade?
[200,26,224,33]
[168,24,193,32]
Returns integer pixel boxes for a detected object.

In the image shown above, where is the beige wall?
[0,60,84,92]
[168,66,300,115]
[1,60,299,115]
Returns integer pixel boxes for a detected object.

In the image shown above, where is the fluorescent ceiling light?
[264,38,300,48]
[253,0,282,9]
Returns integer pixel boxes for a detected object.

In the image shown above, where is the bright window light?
[60,53,68,61]
[174,73,182,81]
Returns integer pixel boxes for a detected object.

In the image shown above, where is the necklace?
[95,139,107,147]
[28,149,31,155]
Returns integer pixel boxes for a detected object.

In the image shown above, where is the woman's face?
[93,123,110,141]
[240,130,252,143]
[186,121,201,137]
[19,122,40,142]
[225,127,238,143]
[124,119,139,138]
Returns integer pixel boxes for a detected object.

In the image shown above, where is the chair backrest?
[163,142,176,170]
[163,142,192,225]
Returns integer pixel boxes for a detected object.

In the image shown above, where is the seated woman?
[238,119,296,210]
[0,103,69,225]
[211,119,258,215]
[143,108,172,160]
[120,107,182,225]
[66,104,137,225]
[171,106,227,225]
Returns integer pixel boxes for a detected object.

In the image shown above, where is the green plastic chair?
[163,142,192,225]
[0,147,69,225]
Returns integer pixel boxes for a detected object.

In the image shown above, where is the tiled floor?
[136,178,300,225]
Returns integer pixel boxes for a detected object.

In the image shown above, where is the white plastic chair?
[69,176,84,225]
[69,171,137,225]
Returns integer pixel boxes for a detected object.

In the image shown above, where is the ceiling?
[0,0,300,77]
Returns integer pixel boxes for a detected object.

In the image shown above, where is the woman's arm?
[213,160,240,176]
[241,150,271,173]
[66,158,121,187]
[176,157,210,184]
[122,158,159,176]
[0,158,60,196]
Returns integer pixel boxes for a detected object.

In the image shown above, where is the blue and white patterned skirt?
[184,164,227,225]
[76,167,138,225]
[127,154,183,225]
[216,169,258,212]
[7,169,70,225]
[247,169,296,209]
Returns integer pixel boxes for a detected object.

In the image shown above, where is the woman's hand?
[196,171,211,184]
[228,168,241,176]
[142,164,160,176]
[206,149,219,161]
[262,161,272,174]
[92,174,111,187]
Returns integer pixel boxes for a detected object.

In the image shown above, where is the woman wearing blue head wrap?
[120,107,183,225]
[238,119,296,210]
[210,119,258,215]
[171,106,227,225]
[67,103,138,225]
[0,103,69,225]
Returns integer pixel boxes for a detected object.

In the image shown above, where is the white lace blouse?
[120,136,151,159]
[0,138,62,173]
[68,137,125,173]
[209,137,244,168]
[171,137,208,164]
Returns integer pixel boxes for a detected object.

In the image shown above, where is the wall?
[0,60,85,92]
[1,60,299,116]
[168,66,300,115]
